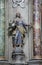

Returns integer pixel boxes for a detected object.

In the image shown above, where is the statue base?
[12,52,25,61]
[12,46,25,61]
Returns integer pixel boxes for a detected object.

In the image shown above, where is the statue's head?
[16,12,21,18]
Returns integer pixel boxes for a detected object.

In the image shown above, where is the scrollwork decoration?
[12,0,25,8]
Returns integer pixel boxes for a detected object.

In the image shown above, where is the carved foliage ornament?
[12,0,25,8]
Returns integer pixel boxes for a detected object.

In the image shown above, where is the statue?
[8,12,32,61]
[8,13,28,47]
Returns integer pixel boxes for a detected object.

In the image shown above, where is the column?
[33,0,41,59]
[0,0,5,60]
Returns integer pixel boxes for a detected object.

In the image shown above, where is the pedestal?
[0,60,28,65]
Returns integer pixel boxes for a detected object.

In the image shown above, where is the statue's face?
[16,13,21,18]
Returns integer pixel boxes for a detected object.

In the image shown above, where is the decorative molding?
[12,0,25,8]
